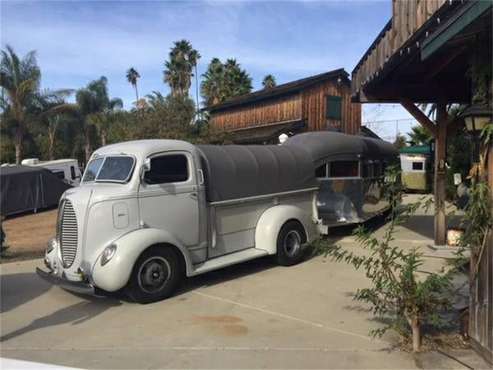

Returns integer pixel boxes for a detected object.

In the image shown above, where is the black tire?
[275,220,306,266]
[126,246,182,304]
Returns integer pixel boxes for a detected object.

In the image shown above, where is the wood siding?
[209,80,361,138]
[210,94,302,132]
[302,80,361,135]
[352,0,448,95]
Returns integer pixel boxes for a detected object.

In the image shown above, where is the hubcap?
[137,256,171,294]
[284,230,301,257]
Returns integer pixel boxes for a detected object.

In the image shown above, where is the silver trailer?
[286,132,398,232]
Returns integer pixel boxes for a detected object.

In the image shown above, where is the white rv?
[37,140,320,303]
[21,158,82,186]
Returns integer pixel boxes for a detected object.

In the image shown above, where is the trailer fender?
[255,205,317,255]
[91,228,192,292]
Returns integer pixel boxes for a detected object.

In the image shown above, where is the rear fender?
[91,228,192,292]
[255,205,317,255]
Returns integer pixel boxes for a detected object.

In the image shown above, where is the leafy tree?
[223,58,252,97]
[262,74,276,89]
[126,67,140,103]
[0,45,41,164]
[314,166,452,352]
[163,40,200,97]
[408,126,432,146]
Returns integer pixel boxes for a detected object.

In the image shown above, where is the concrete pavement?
[0,196,489,369]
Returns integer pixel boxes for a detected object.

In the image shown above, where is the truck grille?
[59,200,78,267]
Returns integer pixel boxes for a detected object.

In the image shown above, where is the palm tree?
[75,76,122,160]
[0,45,40,164]
[163,40,200,97]
[88,97,123,146]
[223,59,252,97]
[262,74,276,89]
[126,67,140,103]
[201,58,252,106]
[201,58,224,106]
[408,125,433,146]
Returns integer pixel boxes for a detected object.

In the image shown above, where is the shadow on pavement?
[0,273,52,314]
[0,296,121,342]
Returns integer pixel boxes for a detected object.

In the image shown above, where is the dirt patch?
[1,209,57,262]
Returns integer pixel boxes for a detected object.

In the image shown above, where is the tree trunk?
[101,132,107,147]
[14,129,23,165]
[84,129,92,163]
[411,317,421,352]
[48,131,55,160]
[134,84,139,103]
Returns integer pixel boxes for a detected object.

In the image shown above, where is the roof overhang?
[352,0,492,104]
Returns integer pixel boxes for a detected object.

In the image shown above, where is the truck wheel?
[275,220,305,266]
[126,247,182,304]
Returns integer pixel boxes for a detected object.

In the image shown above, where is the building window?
[329,160,359,178]
[145,154,189,184]
[412,161,424,171]
[326,95,342,120]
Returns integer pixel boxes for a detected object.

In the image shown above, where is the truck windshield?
[82,156,134,183]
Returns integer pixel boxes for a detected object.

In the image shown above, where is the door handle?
[189,192,197,199]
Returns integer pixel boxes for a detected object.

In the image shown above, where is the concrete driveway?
[0,253,482,369]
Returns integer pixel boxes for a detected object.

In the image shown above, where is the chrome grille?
[59,200,78,267]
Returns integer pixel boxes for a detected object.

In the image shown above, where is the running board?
[189,248,269,276]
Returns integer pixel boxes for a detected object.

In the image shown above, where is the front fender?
[255,205,317,255]
[91,228,192,292]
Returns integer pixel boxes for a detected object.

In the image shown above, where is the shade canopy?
[197,144,318,202]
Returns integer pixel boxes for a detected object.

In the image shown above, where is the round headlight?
[101,244,117,266]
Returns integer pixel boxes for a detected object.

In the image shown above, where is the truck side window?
[315,164,327,178]
[329,160,359,178]
[145,154,189,184]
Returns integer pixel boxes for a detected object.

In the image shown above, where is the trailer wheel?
[126,246,182,304]
[275,220,305,266]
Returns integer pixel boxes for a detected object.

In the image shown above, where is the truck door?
[138,152,199,248]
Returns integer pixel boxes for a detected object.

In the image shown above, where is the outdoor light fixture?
[462,103,492,133]
[460,103,492,162]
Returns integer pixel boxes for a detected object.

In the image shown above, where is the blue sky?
[1,0,416,140]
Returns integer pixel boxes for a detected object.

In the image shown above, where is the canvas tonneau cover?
[197,145,318,203]
[285,132,398,167]
[0,165,71,216]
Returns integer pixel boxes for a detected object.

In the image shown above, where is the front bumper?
[36,267,95,295]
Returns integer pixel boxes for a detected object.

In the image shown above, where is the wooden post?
[434,104,447,246]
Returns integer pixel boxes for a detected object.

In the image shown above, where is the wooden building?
[207,69,361,143]
[351,0,492,362]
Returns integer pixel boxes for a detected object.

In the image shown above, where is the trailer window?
[52,170,65,180]
[412,162,424,171]
[70,166,76,180]
[315,164,327,178]
[145,154,189,185]
[329,161,359,178]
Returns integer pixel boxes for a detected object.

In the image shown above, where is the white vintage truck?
[37,139,321,303]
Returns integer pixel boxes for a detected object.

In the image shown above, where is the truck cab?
[38,140,320,303]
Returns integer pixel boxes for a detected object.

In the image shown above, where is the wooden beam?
[400,99,438,137]
[434,103,448,246]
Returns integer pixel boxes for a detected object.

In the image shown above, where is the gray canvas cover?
[0,165,71,216]
[285,132,397,167]
[197,145,317,202]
